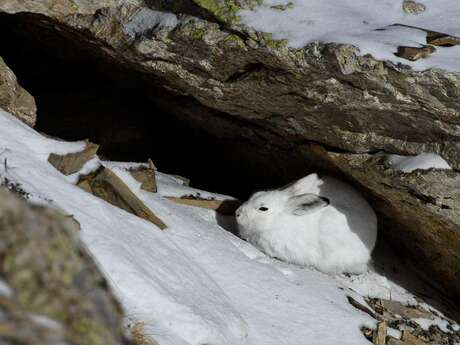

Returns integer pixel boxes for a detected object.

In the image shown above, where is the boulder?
[0,187,130,345]
[0,56,36,126]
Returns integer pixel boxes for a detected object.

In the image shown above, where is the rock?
[375,300,434,321]
[426,31,460,46]
[0,56,36,126]
[79,167,167,229]
[373,321,387,345]
[394,45,436,61]
[346,296,380,320]
[402,331,428,345]
[129,165,157,193]
[402,1,426,15]
[0,187,130,345]
[165,196,241,215]
[48,140,99,175]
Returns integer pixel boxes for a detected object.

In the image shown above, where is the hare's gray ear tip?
[320,196,330,205]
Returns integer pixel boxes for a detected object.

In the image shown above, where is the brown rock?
[394,45,436,61]
[48,140,99,175]
[0,56,36,126]
[81,167,167,229]
[402,331,428,345]
[129,166,157,193]
[165,196,241,216]
[427,31,460,46]
[373,321,387,345]
[378,300,434,320]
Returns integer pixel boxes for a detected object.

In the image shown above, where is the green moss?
[223,34,246,48]
[191,28,206,39]
[336,46,360,74]
[192,0,240,23]
[259,32,288,49]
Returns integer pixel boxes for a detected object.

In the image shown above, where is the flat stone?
[394,45,436,61]
[166,196,241,216]
[48,140,99,175]
[427,31,460,46]
[378,300,434,320]
[129,166,157,193]
[81,167,167,229]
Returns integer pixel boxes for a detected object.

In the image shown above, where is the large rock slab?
[0,187,129,345]
[0,56,36,126]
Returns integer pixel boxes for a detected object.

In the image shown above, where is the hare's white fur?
[236,174,377,274]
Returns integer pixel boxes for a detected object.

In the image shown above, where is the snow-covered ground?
[0,108,456,344]
[384,152,452,172]
[239,0,460,71]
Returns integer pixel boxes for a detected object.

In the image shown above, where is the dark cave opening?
[0,12,309,200]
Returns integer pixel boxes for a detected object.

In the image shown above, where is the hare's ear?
[286,193,329,216]
[282,174,321,194]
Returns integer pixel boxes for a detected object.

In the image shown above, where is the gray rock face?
[0,56,36,126]
[0,187,130,345]
[0,0,459,304]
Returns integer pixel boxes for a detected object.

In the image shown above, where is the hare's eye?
[258,206,269,211]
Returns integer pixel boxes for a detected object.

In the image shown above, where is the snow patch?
[0,279,13,297]
[239,0,460,71]
[124,8,178,38]
[385,152,452,172]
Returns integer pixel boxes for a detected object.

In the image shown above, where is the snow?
[413,317,447,331]
[124,8,178,38]
[0,107,455,345]
[0,279,13,297]
[385,152,452,172]
[239,0,460,71]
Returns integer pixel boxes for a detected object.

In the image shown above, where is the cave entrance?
[0,12,309,200]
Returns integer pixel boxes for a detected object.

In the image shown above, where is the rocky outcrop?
[0,56,36,126]
[0,187,130,345]
[0,0,459,304]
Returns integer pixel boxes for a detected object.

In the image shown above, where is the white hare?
[236,174,377,274]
